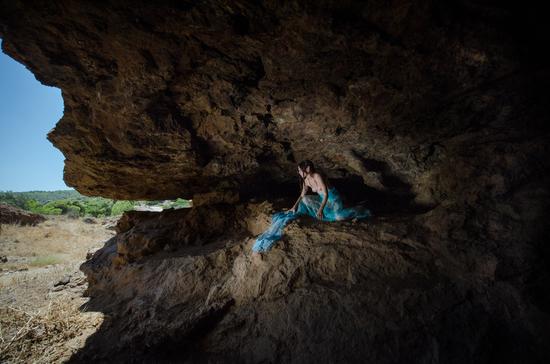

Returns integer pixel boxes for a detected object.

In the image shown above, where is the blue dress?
[252,186,372,252]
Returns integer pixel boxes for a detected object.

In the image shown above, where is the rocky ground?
[71,196,550,363]
[0,215,116,363]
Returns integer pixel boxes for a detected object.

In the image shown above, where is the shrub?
[111,200,135,215]
[170,198,191,208]
[66,206,81,219]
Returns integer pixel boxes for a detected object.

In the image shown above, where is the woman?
[252,160,372,254]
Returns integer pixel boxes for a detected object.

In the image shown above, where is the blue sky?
[0,38,71,192]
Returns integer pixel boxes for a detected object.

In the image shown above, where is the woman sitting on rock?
[252,160,373,254]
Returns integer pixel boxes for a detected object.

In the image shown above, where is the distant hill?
[0,190,82,204]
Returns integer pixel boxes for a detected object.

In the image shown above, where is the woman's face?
[298,166,309,178]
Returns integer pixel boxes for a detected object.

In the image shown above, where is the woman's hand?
[316,209,324,220]
[288,206,297,213]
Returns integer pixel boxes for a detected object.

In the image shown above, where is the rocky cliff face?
[1,1,550,363]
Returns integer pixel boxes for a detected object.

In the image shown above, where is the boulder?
[0,204,46,226]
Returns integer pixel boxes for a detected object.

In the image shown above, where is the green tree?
[111,200,135,215]
[169,198,191,208]
[25,199,41,212]
[81,198,113,217]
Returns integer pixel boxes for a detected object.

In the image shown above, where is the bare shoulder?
[312,172,325,183]
[314,172,331,188]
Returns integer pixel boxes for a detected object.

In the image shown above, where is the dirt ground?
[0,215,117,363]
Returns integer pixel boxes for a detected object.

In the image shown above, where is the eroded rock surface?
[0,1,547,203]
[0,203,46,226]
[75,197,549,363]
[1,0,550,363]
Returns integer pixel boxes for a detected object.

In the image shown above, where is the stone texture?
[110,204,249,265]
[76,198,550,363]
[0,1,547,203]
[1,0,550,363]
[192,190,239,207]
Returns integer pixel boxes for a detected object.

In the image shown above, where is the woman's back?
[303,171,332,193]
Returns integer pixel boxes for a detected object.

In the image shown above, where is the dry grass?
[1,263,77,311]
[28,255,64,267]
[0,293,104,363]
[0,215,117,363]
[0,215,115,265]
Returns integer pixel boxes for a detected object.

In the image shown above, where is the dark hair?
[298,160,315,173]
[297,160,315,194]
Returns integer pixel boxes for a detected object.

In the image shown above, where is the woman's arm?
[315,173,328,219]
[290,180,308,211]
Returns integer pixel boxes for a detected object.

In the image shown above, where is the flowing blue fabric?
[252,187,372,252]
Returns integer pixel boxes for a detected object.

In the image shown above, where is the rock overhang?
[0,1,548,203]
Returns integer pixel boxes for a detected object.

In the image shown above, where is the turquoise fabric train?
[252,186,372,252]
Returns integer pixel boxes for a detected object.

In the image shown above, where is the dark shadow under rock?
[68,201,550,363]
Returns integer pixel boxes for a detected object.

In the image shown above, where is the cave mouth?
[2,1,550,363]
